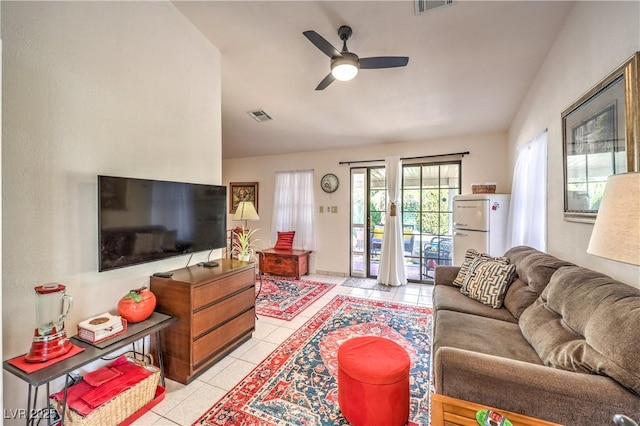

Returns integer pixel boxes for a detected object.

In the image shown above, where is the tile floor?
[132,275,434,426]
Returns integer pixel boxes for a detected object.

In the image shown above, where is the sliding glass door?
[350,162,460,283]
[350,169,367,277]
[402,163,460,281]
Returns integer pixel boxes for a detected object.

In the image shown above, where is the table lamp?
[587,172,640,266]
[233,201,260,230]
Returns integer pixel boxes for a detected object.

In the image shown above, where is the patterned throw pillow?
[133,233,155,255]
[452,249,509,287]
[460,257,516,308]
[274,231,295,250]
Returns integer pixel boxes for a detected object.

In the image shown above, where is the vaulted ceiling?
[174,1,574,159]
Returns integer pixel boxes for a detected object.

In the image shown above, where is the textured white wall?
[223,133,509,275]
[0,4,4,416]
[508,1,640,287]
[1,1,221,417]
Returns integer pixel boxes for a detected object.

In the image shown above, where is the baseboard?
[314,269,348,277]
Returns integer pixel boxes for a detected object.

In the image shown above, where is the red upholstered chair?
[337,336,411,426]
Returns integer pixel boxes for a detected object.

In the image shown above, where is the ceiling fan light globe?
[331,59,359,81]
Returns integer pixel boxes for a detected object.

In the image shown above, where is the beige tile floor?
[132,275,434,426]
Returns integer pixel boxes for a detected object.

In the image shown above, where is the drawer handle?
[275,259,282,264]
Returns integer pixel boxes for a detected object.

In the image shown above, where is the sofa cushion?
[433,285,517,323]
[133,233,156,254]
[434,266,461,287]
[453,249,508,287]
[460,258,516,308]
[162,230,177,251]
[502,246,574,319]
[434,310,542,364]
[519,266,640,395]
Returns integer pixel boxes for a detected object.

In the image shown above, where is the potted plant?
[232,228,262,261]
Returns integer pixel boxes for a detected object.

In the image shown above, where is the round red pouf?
[337,336,411,426]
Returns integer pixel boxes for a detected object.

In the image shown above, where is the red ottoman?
[337,336,410,426]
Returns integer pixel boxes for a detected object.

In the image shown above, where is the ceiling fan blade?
[359,56,409,69]
[315,73,336,90]
[303,30,341,58]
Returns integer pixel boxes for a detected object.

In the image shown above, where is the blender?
[25,283,73,363]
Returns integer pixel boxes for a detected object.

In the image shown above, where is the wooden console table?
[259,248,311,279]
[3,312,176,426]
[430,393,563,426]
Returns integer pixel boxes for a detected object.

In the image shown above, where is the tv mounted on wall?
[98,175,227,272]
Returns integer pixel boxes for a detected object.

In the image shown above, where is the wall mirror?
[562,52,639,223]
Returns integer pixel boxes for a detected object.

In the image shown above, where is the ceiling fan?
[303,26,409,90]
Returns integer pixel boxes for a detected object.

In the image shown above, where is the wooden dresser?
[259,248,311,279]
[150,259,255,384]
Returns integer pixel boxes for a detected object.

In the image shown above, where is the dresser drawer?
[193,268,254,309]
[192,286,255,338]
[193,308,255,366]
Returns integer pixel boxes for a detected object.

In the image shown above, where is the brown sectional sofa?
[432,246,640,425]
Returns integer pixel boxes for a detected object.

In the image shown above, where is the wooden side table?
[430,393,563,426]
[3,312,176,426]
[259,248,311,279]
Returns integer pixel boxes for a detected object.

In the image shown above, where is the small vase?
[117,287,156,323]
[238,254,251,262]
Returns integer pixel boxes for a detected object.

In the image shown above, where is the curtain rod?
[338,151,471,165]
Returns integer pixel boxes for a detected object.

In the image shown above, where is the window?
[271,170,316,251]
[507,131,547,251]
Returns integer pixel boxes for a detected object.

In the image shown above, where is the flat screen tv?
[98,175,227,272]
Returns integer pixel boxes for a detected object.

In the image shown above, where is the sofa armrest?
[434,266,460,287]
[433,347,639,425]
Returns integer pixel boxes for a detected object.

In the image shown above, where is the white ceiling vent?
[415,0,453,15]
[247,109,273,123]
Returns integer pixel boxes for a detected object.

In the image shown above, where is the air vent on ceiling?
[247,109,273,122]
[415,0,453,15]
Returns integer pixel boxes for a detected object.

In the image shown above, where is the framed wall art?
[229,182,258,214]
[562,51,639,222]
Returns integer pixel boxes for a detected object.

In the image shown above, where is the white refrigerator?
[452,194,510,266]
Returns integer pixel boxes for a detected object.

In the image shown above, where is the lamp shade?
[233,201,259,222]
[587,172,640,265]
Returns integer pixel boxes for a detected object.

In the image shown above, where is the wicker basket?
[51,361,160,426]
[471,183,496,194]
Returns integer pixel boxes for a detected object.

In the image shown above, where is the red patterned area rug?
[255,276,335,321]
[194,295,433,426]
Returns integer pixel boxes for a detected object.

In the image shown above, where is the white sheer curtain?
[507,130,547,251]
[377,156,407,286]
[271,170,316,251]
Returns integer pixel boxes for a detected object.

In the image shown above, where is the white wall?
[224,133,509,275]
[508,1,640,287]
[0,3,4,417]
[1,1,221,419]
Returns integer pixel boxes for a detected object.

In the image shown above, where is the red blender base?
[25,334,73,363]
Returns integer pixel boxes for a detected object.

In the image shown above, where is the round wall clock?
[321,173,339,193]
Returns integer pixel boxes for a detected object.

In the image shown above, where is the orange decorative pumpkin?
[117,286,156,323]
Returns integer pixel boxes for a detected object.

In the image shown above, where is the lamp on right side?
[587,172,640,266]
[589,173,640,426]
